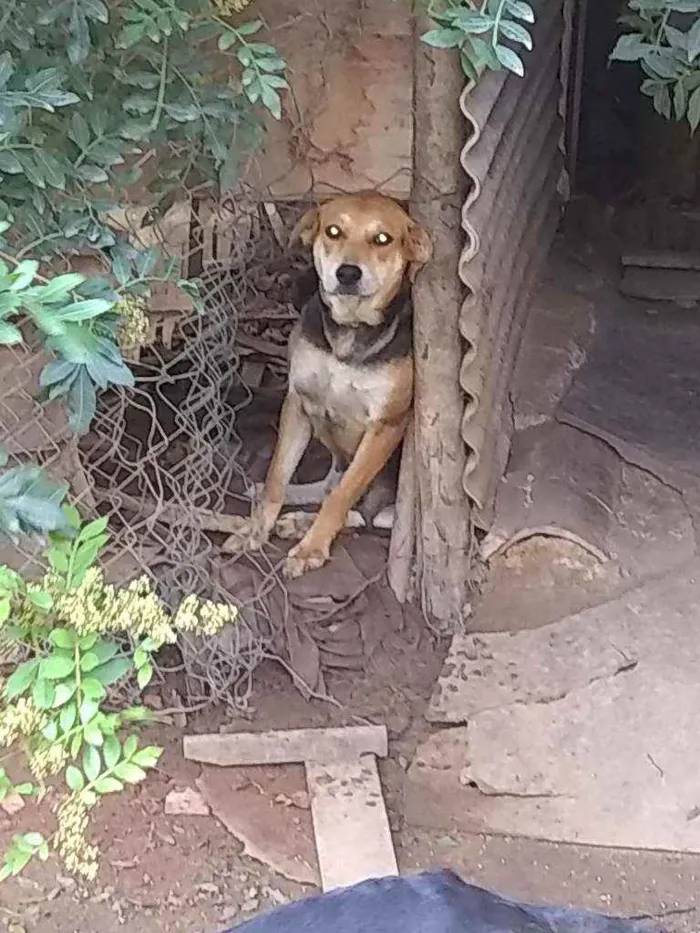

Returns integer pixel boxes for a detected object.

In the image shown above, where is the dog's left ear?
[290,206,320,248]
[404,221,433,282]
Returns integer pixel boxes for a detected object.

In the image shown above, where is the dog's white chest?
[290,341,392,427]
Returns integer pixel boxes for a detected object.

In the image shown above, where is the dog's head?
[291,192,432,327]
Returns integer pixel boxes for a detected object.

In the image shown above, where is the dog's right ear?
[290,206,320,247]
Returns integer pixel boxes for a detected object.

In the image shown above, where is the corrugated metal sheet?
[458,0,572,526]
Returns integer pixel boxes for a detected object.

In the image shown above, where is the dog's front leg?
[283,416,407,578]
[249,391,312,550]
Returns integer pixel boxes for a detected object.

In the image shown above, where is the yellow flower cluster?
[212,0,253,14]
[49,568,176,644]
[173,593,237,636]
[0,697,48,748]
[54,795,99,881]
[29,742,68,782]
[116,295,150,354]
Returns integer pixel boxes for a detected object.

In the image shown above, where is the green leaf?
[0,52,13,89]
[164,102,200,122]
[113,761,147,783]
[688,86,700,132]
[94,776,123,794]
[674,79,688,120]
[611,32,649,62]
[236,20,263,36]
[34,151,66,189]
[66,765,85,792]
[70,732,82,758]
[123,734,139,758]
[41,654,75,680]
[0,596,9,623]
[80,697,100,724]
[81,677,106,701]
[688,17,700,62]
[27,588,53,610]
[50,629,77,650]
[75,164,109,184]
[498,20,532,50]
[4,658,40,698]
[136,661,153,689]
[494,43,525,76]
[56,298,114,322]
[103,734,121,769]
[504,0,535,23]
[80,651,100,672]
[69,112,91,150]
[9,259,39,290]
[91,658,133,687]
[67,367,97,434]
[0,321,22,344]
[0,151,22,174]
[33,677,56,709]
[420,28,464,49]
[83,744,101,782]
[53,681,77,707]
[15,153,45,189]
[60,702,77,732]
[111,251,131,286]
[132,745,162,769]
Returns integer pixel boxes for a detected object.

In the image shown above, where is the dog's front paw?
[283,540,330,579]
[247,505,275,551]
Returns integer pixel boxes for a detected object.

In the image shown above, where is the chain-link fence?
[1,192,313,708]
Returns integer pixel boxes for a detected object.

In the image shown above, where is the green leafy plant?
[0,0,287,435]
[0,449,71,543]
[421,0,536,81]
[610,1,700,132]
[0,506,235,881]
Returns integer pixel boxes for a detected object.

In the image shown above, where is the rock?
[1,793,25,816]
[164,786,210,817]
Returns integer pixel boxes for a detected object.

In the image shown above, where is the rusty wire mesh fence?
[0,192,311,708]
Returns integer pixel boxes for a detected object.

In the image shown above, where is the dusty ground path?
[3,541,699,933]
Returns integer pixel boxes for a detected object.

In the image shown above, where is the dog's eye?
[325,225,342,239]
[373,232,393,246]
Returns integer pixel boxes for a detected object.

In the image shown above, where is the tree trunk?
[388,17,474,630]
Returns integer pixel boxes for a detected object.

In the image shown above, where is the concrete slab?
[414,562,700,852]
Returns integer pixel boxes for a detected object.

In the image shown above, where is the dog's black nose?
[336,264,362,286]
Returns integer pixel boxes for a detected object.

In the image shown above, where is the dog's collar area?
[300,285,412,366]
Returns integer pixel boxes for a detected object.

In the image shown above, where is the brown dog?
[248,191,432,578]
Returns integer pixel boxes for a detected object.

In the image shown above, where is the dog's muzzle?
[335,263,362,293]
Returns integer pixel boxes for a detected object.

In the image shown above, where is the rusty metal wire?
[1,193,310,709]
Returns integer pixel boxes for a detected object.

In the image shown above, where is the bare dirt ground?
[3,536,699,933]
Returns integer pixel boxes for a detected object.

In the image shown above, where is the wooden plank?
[622,251,700,271]
[183,726,388,767]
[306,755,397,891]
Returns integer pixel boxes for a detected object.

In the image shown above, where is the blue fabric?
[222,871,663,933]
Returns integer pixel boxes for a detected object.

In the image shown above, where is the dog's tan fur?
[248,192,432,578]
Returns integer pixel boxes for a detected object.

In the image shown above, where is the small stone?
[1,793,25,816]
[242,898,260,913]
[220,905,240,924]
[164,787,210,817]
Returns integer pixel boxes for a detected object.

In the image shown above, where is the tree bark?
[388,17,473,630]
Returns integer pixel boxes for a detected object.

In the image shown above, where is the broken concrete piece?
[184,726,388,767]
[164,786,210,817]
[482,421,695,586]
[197,765,319,886]
[1,793,25,816]
[620,266,700,304]
[427,622,635,724]
[413,561,700,853]
[307,755,397,891]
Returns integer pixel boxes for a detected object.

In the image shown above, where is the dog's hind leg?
[283,457,343,506]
